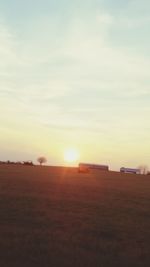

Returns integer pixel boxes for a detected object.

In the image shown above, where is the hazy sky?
[0,0,150,170]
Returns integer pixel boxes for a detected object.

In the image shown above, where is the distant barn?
[78,163,109,173]
[120,167,140,174]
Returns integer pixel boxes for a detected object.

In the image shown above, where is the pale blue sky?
[0,0,150,170]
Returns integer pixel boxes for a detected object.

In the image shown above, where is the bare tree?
[37,156,47,166]
[138,165,149,175]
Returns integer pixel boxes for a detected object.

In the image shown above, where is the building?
[78,163,109,173]
[120,167,140,174]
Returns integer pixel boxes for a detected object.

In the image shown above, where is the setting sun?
[64,148,79,163]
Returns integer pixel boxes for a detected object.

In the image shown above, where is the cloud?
[0,23,20,69]
[96,12,114,25]
[0,11,150,135]
[0,9,150,120]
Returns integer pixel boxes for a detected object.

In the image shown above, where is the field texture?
[0,165,150,267]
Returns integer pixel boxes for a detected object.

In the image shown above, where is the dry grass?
[0,165,150,267]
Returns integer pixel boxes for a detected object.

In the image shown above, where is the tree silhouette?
[37,157,47,166]
[138,165,149,175]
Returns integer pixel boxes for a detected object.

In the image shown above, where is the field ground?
[0,165,150,267]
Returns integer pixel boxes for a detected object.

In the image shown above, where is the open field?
[0,165,150,267]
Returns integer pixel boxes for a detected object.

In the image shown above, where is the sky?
[0,0,150,170]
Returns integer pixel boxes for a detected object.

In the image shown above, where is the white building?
[120,167,140,174]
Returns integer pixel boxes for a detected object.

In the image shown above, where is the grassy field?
[0,165,150,267]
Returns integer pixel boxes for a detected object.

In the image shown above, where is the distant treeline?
[0,160,34,166]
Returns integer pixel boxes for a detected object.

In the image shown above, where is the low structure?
[120,167,140,174]
[78,163,109,173]
[23,161,34,166]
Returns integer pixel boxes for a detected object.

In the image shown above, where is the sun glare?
[64,148,79,163]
